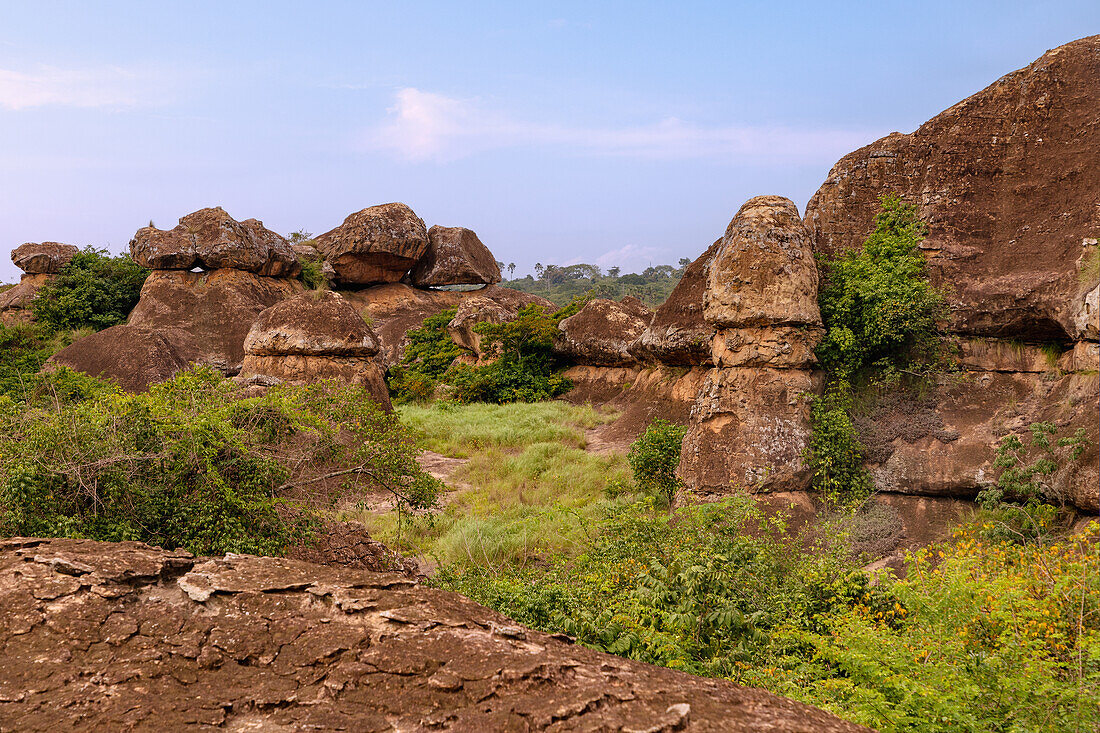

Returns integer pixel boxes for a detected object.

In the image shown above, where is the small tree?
[31,247,149,332]
[629,420,688,508]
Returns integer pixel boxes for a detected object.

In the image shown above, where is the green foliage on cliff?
[803,383,872,506]
[0,367,440,556]
[31,247,149,332]
[628,419,687,508]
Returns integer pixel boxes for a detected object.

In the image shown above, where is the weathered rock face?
[804,35,1100,341]
[0,274,52,325]
[45,325,198,392]
[0,537,868,733]
[555,297,653,366]
[343,283,553,367]
[130,208,300,277]
[447,296,516,359]
[315,203,430,285]
[127,269,304,375]
[411,225,502,288]
[241,291,391,410]
[633,239,722,365]
[706,196,821,329]
[10,242,78,274]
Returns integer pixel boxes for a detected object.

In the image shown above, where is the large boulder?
[632,239,722,365]
[804,36,1100,341]
[447,296,516,359]
[241,291,391,410]
[0,537,869,732]
[555,297,653,366]
[0,274,52,325]
[11,242,78,274]
[127,269,304,375]
[46,325,197,392]
[315,203,430,285]
[410,225,502,288]
[130,208,300,277]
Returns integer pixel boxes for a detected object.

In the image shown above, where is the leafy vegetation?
[627,419,687,508]
[30,247,149,332]
[388,303,575,406]
[806,195,947,505]
[0,367,440,556]
[501,260,689,308]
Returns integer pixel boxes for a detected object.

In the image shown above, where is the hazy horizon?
[2,1,1098,283]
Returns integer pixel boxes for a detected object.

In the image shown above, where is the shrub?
[803,383,872,507]
[298,256,329,290]
[628,419,687,508]
[387,308,465,404]
[0,366,440,556]
[30,247,149,332]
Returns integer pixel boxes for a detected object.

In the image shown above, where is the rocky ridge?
[0,537,868,733]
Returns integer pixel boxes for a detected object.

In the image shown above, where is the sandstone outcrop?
[804,35,1100,342]
[127,269,303,375]
[679,197,823,494]
[410,225,502,288]
[10,242,78,274]
[130,208,300,277]
[45,325,197,392]
[0,274,51,325]
[447,296,516,359]
[315,203,430,285]
[632,239,722,365]
[555,296,653,366]
[343,283,553,366]
[0,537,868,732]
[241,290,391,409]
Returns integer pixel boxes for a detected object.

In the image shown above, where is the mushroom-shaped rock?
[447,297,517,358]
[556,297,653,366]
[315,203,429,285]
[410,226,502,289]
[705,196,821,329]
[241,291,391,410]
[129,207,300,277]
[11,242,79,274]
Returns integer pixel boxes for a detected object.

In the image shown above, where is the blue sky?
[1,1,1097,283]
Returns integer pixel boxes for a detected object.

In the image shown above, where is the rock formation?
[555,296,653,366]
[0,243,79,325]
[802,36,1100,512]
[241,290,392,410]
[0,537,868,732]
[678,196,823,494]
[447,296,517,359]
[411,225,502,288]
[130,208,299,277]
[315,203,430,285]
[46,325,197,392]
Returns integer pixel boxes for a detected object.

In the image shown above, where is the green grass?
[351,400,636,568]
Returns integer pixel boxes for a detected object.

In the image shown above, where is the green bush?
[387,308,465,404]
[30,247,149,332]
[0,366,440,556]
[816,194,946,380]
[628,419,687,508]
[298,256,329,290]
[803,383,872,507]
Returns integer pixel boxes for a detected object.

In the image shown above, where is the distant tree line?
[498,259,691,308]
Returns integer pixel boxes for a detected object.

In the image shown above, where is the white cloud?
[0,66,147,110]
[364,87,877,163]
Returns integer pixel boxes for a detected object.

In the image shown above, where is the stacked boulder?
[0,242,78,324]
[241,291,391,410]
[678,196,823,493]
[554,297,653,366]
[411,226,502,289]
[314,203,431,286]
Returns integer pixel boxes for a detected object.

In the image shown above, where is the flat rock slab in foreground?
[0,538,868,732]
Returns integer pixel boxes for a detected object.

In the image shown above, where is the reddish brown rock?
[0,274,52,325]
[804,36,1100,341]
[0,537,868,732]
[343,283,553,367]
[10,242,78,274]
[315,203,430,285]
[127,269,304,375]
[410,225,502,288]
[129,208,300,277]
[710,326,821,368]
[555,296,653,366]
[447,296,516,359]
[241,291,391,409]
[45,325,198,392]
[632,239,722,365]
[706,196,821,329]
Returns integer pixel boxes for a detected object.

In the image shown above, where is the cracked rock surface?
[0,537,869,732]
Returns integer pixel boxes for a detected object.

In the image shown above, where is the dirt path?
[416,450,471,489]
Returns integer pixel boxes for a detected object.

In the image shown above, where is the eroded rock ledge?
[0,538,867,732]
